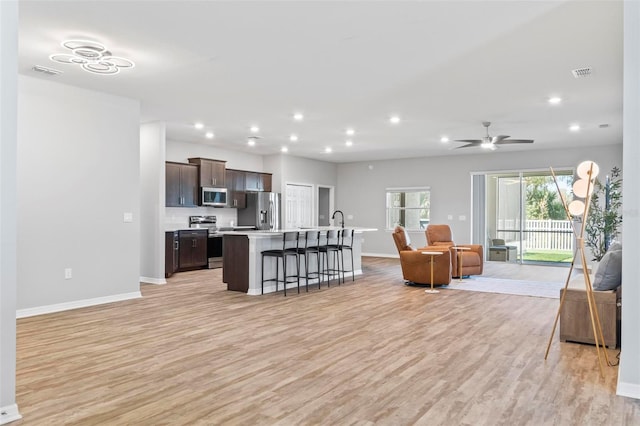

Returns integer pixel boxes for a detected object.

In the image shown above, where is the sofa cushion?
[593,248,622,291]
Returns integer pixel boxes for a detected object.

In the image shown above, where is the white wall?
[618,0,640,399]
[166,139,263,171]
[337,144,622,256]
[140,122,166,283]
[0,1,20,422]
[17,76,141,314]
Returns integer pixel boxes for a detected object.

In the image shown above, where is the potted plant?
[585,166,622,261]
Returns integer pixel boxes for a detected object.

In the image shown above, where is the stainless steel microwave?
[202,187,228,207]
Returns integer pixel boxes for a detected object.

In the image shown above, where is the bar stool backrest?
[326,229,339,246]
[304,230,320,248]
[282,231,299,251]
[341,228,354,247]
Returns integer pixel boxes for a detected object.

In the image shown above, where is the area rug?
[441,276,564,299]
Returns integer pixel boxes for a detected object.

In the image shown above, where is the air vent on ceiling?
[572,67,592,78]
[32,65,63,76]
[599,123,610,128]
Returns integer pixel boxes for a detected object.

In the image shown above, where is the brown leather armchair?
[425,224,483,278]
[392,226,451,285]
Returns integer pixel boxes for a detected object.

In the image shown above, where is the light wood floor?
[14,257,640,425]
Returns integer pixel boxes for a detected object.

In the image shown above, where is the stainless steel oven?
[189,215,223,269]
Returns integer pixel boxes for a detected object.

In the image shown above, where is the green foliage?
[525,176,567,220]
[585,167,622,261]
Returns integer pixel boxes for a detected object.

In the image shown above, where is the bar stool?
[296,230,322,291]
[319,229,342,286]
[339,228,355,282]
[261,231,300,296]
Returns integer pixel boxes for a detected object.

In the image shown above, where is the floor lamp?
[544,161,611,377]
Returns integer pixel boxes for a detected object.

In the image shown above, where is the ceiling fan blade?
[491,135,510,143]
[495,139,534,145]
[455,143,481,149]
[453,139,483,143]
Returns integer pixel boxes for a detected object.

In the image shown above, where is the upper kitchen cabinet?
[225,169,246,208]
[188,157,226,188]
[245,172,272,192]
[166,162,198,207]
[261,173,273,192]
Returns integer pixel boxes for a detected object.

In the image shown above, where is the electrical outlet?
[123,212,133,223]
[64,268,72,279]
[459,215,466,221]
[447,215,453,220]
[347,215,354,220]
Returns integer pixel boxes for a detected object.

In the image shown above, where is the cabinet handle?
[174,241,179,250]
[192,238,196,248]
[213,177,216,185]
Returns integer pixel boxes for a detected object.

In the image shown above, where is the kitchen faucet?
[331,210,344,228]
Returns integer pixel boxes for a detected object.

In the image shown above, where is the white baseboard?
[362,252,398,259]
[140,276,166,285]
[617,381,640,400]
[16,292,142,319]
[0,404,22,425]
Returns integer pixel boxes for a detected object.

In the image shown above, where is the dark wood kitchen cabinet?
[223,234,249,292]
[188,157,226,188]
[261,173,272,192]
[178,230,208,270]
[165,162,198,207]
[245,172,272,192]
[225,169,246,208]
[165,231,180,278]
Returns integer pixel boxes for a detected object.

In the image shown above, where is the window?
[386,188,430,230]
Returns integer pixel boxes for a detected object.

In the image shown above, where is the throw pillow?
[609,241,622,252]
[592,249,622,291]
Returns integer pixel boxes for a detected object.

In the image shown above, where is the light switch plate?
[459,215,466,221]
[123,212,133,223]
[347,215,354,220]
[447,215,453,220]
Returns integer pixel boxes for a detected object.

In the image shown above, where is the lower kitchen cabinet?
[223,235,249,292]
[165,231,180,278]
[178,230,208,270]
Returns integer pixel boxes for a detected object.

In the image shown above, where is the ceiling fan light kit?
[453,121,534,150]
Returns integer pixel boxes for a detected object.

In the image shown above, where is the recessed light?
[440,136,449,143]
[281,146,289,153]
[389,115,401,124]
[194,122,204,130]
[345,140,353,147]
[289,134,298,142]
[250,125,260,133]
[548,96,562,105]
[247,138,256,146]
[205,132,214,139]
[346,128,355,136]
[569,124,581,132]
[293,112,304,121]
[324,147,332,153]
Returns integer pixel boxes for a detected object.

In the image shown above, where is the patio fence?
[497,219,574,251]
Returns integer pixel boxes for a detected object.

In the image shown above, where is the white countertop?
[219,226,377,236]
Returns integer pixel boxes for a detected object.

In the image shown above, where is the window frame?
[385,187,431,231]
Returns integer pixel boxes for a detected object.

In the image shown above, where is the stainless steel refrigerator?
[237,192,281,230]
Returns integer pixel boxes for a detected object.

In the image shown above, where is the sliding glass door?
[486,169,574,264]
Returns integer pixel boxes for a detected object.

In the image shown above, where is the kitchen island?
[222,228,376,295]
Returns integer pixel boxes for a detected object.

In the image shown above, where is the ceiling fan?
[454,121,534,150]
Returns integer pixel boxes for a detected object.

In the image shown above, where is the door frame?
[317,185,335,227]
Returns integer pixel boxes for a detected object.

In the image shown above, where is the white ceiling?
[18,1,623,163]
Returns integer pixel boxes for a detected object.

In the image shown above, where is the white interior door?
[285,183,313,229]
